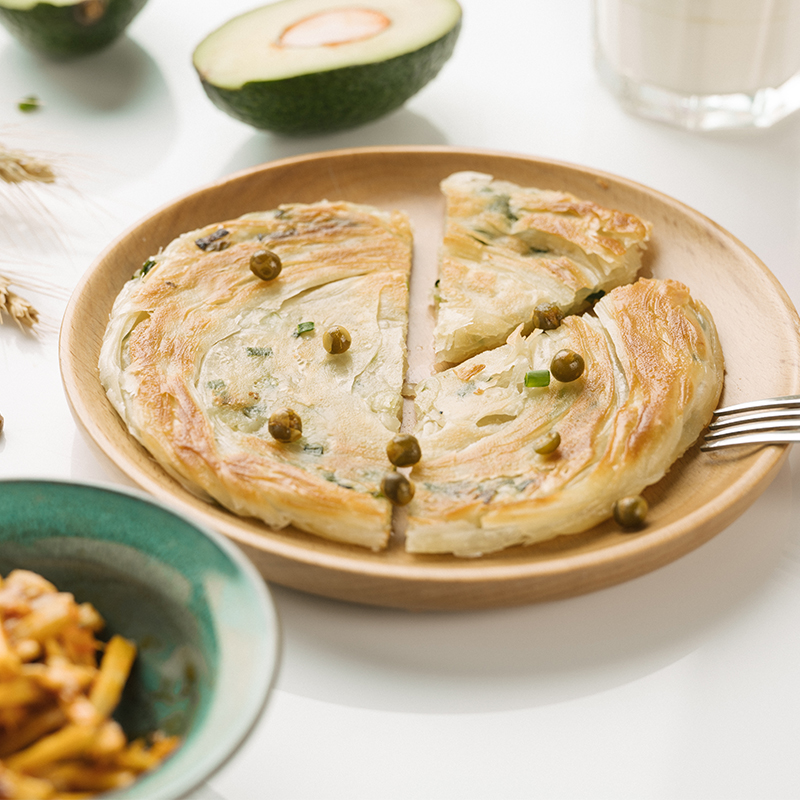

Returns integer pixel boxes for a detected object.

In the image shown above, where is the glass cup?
[593,0,800,130]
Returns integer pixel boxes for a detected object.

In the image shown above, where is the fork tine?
[704,418,800,440]
[702,395,800,450]
[709,406,800,430]
[712,394,800,417]
[701,431,800,451]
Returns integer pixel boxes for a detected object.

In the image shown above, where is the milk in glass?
[594,0,800,129]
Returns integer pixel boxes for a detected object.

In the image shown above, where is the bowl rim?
[0,476,281,800]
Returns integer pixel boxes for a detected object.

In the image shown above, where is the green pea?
[250,249,282,281]
[550,349,585,382]
[386,433,421,467]
[613,495,648,529]
[323,325,351,354]
[531,302,563,330]
[381,472,415,506]
[268,408,302,443]
[533,431,561,455]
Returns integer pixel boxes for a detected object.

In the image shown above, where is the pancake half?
[433,171,653,366]
[407,278,724,556]
[99,201,412,550]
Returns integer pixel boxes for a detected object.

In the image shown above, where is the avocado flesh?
[0,0,148,58]
[193,0,462,136]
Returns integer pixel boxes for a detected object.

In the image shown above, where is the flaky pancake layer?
[100,183,723,557]
[100,201,413,550]
[407,278,723,555]
[434,171,652,366]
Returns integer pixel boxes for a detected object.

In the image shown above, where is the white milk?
[594,0,800,128]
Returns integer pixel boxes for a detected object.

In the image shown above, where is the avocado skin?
[199,19,461,136]
[0,0,148,58]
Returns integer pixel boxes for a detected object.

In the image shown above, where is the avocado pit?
[278,7,390,48]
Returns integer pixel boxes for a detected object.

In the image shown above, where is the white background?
[1,1,800,798]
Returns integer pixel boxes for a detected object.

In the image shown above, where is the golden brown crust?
[100,201,413,550]
[405,278,724,556]
[433,172,652,365]
[99,185,722,559]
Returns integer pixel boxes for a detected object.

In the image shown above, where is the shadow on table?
[273,451,798,713]
[220,108,449,176]
[0,35,177,192]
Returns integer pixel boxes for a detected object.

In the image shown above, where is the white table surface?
[2,1,800,798]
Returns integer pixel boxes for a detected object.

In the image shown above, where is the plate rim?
[59,145,800,609]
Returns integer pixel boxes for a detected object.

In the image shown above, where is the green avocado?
[0,0,148,59]
[193,0,462,136]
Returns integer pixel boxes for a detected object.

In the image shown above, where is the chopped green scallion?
[524,370,550,388]
[246,346,272,357]
[195,228,229,251]
[17,95,40,113]
[293,321,315,337]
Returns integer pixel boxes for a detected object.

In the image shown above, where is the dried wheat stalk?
[0,274,38,328]
[0,144,56,185]
[0,138,60,330]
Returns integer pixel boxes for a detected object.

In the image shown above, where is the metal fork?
[701,395,800,451]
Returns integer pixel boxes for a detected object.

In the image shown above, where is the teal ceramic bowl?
[0,479,280,799]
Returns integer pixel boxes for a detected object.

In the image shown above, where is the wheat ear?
[0,275,39,328]
[0,144,56,185]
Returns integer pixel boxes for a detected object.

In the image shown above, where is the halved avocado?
[193,0,462,136]
[0,0,148,58]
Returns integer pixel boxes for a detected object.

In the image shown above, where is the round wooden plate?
[60,146,800,610]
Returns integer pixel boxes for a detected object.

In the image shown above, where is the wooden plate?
[59,146,800,610]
